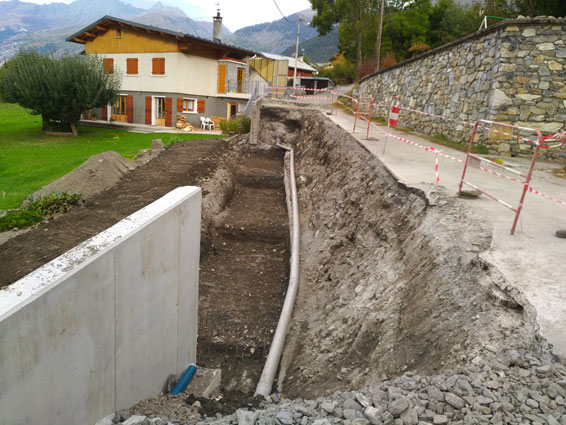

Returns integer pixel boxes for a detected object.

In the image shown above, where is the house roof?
[66,15,256,58]
[258,52,317,73]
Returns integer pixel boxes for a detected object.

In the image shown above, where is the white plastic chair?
[200,116,211,130]
[205,118,215,130]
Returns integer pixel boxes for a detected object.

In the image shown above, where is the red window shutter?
[197,99,205,114]
[103,58,114,74]
[152,58,158,75]
[127,58,138,75]
[160,58,165,75]
[165,97,172,127]
[126,95,134,123]
[101,105,107,121]
[177,98,183,112]
[145,96,152,125]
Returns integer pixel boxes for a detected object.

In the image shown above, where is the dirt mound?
[257,106,549,399]
[30,151,136,201]
[0,139,226,288]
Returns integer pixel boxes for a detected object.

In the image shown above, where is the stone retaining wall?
[360,17,566,157]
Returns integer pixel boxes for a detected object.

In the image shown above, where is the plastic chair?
[200,117,210,130]
[205,118,215,130]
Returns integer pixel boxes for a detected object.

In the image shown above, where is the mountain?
[0,0,231,63]
[281,27,338,63]
[224,9,318,54]
[129,2,232,40]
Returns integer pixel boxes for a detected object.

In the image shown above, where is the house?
[248,52,317,88]
[66,15,257,128]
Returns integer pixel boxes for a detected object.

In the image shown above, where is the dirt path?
[197,149,289,395]
[0,140,226,289]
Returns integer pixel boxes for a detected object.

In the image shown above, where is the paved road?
[329,108,566,360]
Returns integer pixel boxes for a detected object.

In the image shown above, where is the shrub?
[220,115,251,134]
[0,210,43,231]
[26,192,84,216]
[0,192,84,232]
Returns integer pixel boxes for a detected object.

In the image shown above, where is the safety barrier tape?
[526,186,566,206]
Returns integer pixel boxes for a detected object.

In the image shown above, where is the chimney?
[213,7,222,43]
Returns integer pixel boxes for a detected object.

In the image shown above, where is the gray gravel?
[110,349,566,425]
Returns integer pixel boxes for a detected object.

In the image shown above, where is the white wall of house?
[104,52,218,97]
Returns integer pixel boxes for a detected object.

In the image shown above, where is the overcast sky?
[18,0,313,31]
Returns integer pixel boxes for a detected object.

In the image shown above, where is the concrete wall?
[0,186,201,425]
[360,17,566,157]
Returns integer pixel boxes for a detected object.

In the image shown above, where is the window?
[115,28,122,38]
[183,98,196,113]
[152,57,165,75]
[126,58,138,75]
[237,68,245,93]
[103,58,114,74]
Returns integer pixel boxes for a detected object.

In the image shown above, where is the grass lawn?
[0,103,223,210]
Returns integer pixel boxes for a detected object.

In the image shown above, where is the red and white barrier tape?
[526,186,566,206]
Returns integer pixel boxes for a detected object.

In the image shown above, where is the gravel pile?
[211,351,566,425]
[112,350,566,425]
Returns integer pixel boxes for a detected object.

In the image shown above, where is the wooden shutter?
[103,58,114,74]
[152,58,165,75]
[165,97,172,127]
[197,99,205,114]
[126,58,138,75]
[218,64,226,93]
[145,96,152,125]
[101,105,108,121]
[126,95,134,123]
[177,98,183,112]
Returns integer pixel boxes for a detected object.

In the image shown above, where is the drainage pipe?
[255,141,300,397]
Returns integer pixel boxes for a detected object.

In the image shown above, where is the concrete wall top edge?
[0,186,201,318]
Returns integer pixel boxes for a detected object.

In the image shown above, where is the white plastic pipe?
[255,141,300,397]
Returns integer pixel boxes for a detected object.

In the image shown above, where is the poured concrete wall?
[0,186,201,425]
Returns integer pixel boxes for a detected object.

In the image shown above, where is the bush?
[0,192,84,232]
[0,210,43,231]
[219,115,251,134]
[26,192,84,216]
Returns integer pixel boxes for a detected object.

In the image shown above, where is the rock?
[344,399,364,412]
[364,406,384,425]
[537,42,555,51]
[445,393,465,409]
[276,411,294,425]
[344,409,357,420]
[399,407,418,425]
[433,415,448,425]
[123,416,148,425]
[351,419,370,425]
[117,410,133,422]
[152,139,164,152]
[389,397,410,416]
[322,402,335,414]
[356,394,372,408]
[492,89,513,108]
[237,409,258,425]
[313,420,331,425]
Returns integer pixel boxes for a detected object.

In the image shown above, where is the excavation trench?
[253,105,548,399]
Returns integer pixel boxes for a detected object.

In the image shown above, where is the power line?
[272,0,291,22]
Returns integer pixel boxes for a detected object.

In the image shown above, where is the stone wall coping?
[360,16,566,84]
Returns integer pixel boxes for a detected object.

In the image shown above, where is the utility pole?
[375,0,385,72]
[293,16,301,88]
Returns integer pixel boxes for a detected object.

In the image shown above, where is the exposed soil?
[197,148,289,394]
[257,105,550,399]
[0,139,228,288]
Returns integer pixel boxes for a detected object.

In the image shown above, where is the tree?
[0,51,121,136]
[310,0,378,82]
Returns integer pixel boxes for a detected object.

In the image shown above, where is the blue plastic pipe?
[171,364,197,395]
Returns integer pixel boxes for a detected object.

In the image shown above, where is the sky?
[18,0,313,31]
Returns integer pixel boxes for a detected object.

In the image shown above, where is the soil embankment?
[258,106,549,399]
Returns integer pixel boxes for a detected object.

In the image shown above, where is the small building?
[67,15,256,127]
[248,52,317,88]
[296,76,334,92]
